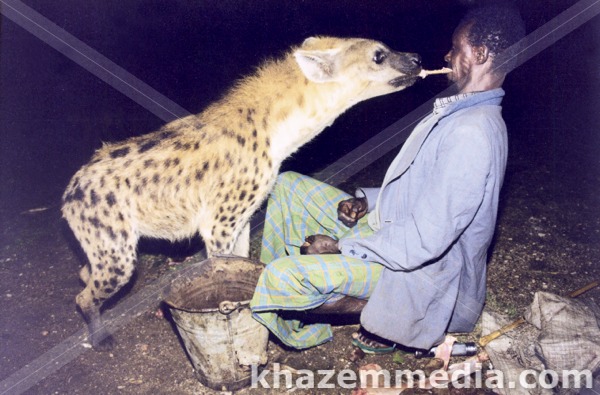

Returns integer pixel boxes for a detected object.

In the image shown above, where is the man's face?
[444,24,479,91]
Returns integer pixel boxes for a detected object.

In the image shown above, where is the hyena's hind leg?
[76,238,137,351]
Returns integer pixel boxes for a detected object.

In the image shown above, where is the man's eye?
[373,50,387,64]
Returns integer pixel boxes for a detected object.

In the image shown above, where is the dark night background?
[1,0,598,215]
[0,1,599,393]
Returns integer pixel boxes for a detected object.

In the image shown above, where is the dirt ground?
[1,133,599,395]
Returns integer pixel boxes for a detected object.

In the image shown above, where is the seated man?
[250,4,525,353]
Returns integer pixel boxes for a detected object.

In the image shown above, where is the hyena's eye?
[372,50,387,65]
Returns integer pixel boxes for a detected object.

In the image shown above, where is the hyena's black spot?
[164,159,172,168]
[225,153,234,166]
[215,240,222,249]
[107,226,117,241]
[221,230,228,237]
[174,141,191,151]
[144,159,155,168]
[185,177,191,186]
[96,263,104,270]
[224,193,230,203]
[228,216,235,222]
[265,137,271,147]
[70,186,85,202]
[114,267,125,276]
[138,139,159,153]
[109,277,118,287]
[152,173,160,183]
[110,147,130,158]
[89,189,99,206]
[214,159,220,170]
[100,176,105,188]
[125,178,131,189]
[106,192,116,207]
[118,213,124,222]
[242,166,248,174]
[219,215,227,223]
[252,142,258,152]
[94,280,100,289]
[173,158,181,166]
[104,288,114,294]
[222,128,235,138]
[141,177,148,186]
[193,142,200,150]
[103,209,110,217]
[159,130,176,139]
[203,161,209,171]
[195,170,204,181]
[120,230,128,239]
[166,176,174,184]
[249,194,255,202]
[89,216,102,229]
[252,183,259,191]
[236,134,246,147]
[134,185,142,195]
[238,108,243,114]
[252,129,257,138]
[124,159,133,168]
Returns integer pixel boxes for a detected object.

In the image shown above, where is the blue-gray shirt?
[338,88,507,349]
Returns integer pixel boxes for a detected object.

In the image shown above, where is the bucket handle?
[219,300,246,314]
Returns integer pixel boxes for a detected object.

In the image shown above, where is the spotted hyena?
[62,36,421,350]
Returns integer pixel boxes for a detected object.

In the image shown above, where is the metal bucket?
[164,256,268,391]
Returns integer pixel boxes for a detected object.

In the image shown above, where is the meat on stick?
[418,67,452,78]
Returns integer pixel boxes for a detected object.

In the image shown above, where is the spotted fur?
[62,36,421,350]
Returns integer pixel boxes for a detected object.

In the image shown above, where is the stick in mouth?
[418,67,452,78]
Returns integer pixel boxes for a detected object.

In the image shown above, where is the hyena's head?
[294,36,421,102]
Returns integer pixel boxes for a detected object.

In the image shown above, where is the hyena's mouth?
[389,74,419,88]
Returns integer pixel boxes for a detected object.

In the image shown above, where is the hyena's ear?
[293,49,340,83]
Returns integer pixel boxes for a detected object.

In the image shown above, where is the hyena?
[62,36,421,350]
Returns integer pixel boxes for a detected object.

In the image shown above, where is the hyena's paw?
[91,332,115,352]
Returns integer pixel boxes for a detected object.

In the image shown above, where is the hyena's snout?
[390,52,422,75]
[386,51,422,88]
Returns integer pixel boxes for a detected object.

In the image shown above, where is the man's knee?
[275,171,303,191]
[262,256,305,287]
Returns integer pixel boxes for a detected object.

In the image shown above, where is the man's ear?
[473,45,490,65]
[293,49,340,82]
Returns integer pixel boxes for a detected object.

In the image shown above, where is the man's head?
[445,4,525,93]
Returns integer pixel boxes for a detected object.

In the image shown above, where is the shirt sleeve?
[355,187,379,212]
[339,124,492,271]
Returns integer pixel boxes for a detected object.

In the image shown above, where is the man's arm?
[338,125,492,270]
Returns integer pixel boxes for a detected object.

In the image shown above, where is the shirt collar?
[433,88,505,116]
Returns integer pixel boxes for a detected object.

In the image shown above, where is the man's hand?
[300,235,340,255]
[337,197,368,228]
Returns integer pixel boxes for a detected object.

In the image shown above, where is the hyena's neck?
[208,54,361,167]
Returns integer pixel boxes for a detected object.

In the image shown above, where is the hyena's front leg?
[231,222,250,258]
